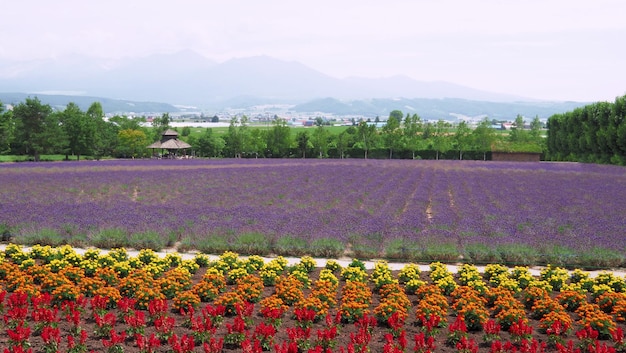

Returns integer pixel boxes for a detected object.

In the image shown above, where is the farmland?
[1,159,625,269]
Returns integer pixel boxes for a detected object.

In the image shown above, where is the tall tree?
[472,118,498,160]
[0,101,14,154]
[12,97,57,161]
[454,120,472,160]
[152,112,171,141]
[509,115,529,143]
[60,102,95,160]
[225,116,250,158]
[403,113,423,159]
[265,117,292,157]
[117,129,148,159]
[87,102,117,159]
[356,121,377,159]
[432,120,452,160]
[312,125,330,158]
[192,128,225,157]
[296,130,310,158]
[109,115,145,130]
[382,110,402,159]
[334,130,352,159]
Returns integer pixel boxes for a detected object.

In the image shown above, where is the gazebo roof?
[147,139,191,149]
[147,128,191,150]
[162,129,179,136]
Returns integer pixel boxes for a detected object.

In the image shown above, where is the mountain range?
[0,50,588,119]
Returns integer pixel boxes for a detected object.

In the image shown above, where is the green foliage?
[0,102,14,154]
[128,230,167,251]
[231,232,272,256]
[547,94,626,164]
[14,227,67,247]
[181,234,230,254]
[463,243,503,264]
[12,97,57,161]
[90,228,129,249]
[273,235,308,256]
[496,243,541,266]
[419,241,460,263]
[309,237,345,258]
[575,247,625,270]
[383,238,419,260]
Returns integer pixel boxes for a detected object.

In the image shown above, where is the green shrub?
[14,227,66,247]
[497,244,540,266]
[575,247,624,270]
[463,243,503,264]
[383,238,417,261]
[538,244,577,267]
[310,237,344,258]
[0,222,13,241]
[187,235,230,254]
[273,235,307,256]
[349,233,383,259]
[420,242,460,263]
[128,230,167,251]
[90,228,128,249]
[231,232,271,255]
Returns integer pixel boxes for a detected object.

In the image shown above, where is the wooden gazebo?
[147,129,192,158]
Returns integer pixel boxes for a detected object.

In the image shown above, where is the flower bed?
[1,244,626,353]
[1,159,626,268]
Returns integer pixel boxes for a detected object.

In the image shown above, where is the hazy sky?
[1,0,624,102]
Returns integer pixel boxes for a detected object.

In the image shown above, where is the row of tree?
[191,110,544,160]
[0,97,162,161]
[0,97,545,161]
[546,95,626,165]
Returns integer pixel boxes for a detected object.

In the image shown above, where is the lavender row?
[1,159,625,256]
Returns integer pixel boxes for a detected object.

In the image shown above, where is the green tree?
[454,120,472,160]
[192,128,225,157]
[296,130,311,158]
[265,117,292,157]
[225,116,250,158]
[403,113,423,159]
[60,102,96,160]
[109,115,145,130]
[356,121,378,159]
[432,120,452,160]
[0,101,14,154]
[13,97,60,161]
[117,129,148,158]
[382,110,402,159]
[334,130,352,159]
[509,115,529,143]
[152,113,171,140]
[312,125,330,158]
[86,102,118,159]
[247,129,266,158]
[472,118,498,160]
[529,116,542,141]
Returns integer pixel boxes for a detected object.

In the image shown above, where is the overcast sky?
[1,0,624,102]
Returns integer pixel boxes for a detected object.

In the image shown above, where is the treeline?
[0,97,546,161]
[216,112,544,160]
[546,95,626,165]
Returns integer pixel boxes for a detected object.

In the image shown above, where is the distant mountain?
[0,51,547,109]
[293,97,587,120]
[0,92,180,114]
[0,51,595,119]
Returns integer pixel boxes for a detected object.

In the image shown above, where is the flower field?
[1,159,625,268]
[2,244,626,353]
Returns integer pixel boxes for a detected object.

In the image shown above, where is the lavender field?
[1,159,625,268]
